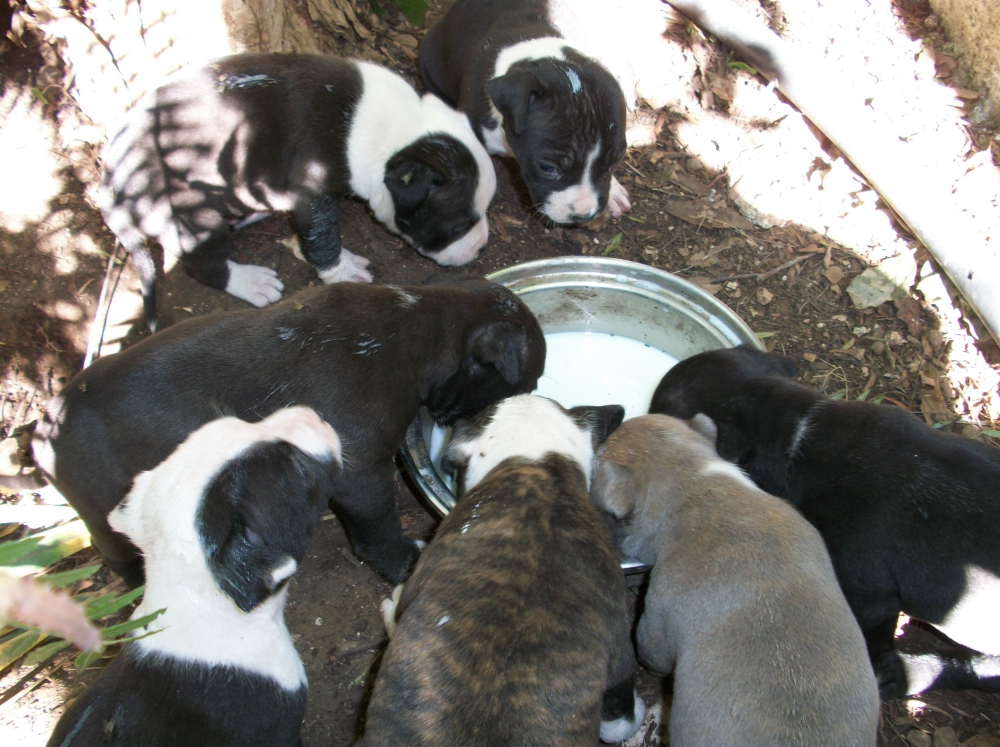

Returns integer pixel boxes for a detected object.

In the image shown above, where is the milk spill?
[429,332,678,488]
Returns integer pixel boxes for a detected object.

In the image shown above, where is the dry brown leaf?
[962,735,1000,747]
[395,34,418,49]
[756,287,774,305]
[687,275,721,296]
[668,167,709,195]
[823,266,844,285]
[666,199,753,231]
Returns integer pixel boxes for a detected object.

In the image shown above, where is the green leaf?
[368,0,385,16]
[856,389,871,402]
[728,61,759,75]
[387,0,427,25]
[23,639,71,666]
[932,421,949,429]
[0,629,44,670]
[40,563,101,589]
[754,331,775,339]
[0,521,91,576]
[872,394,887,405]
[30,86,48,104]
[100,609,165,640]
[830,388,848,400]
[974,430,1000,439]
[75,648,105,671]
[84,585,144,620]
[602,232,623,256]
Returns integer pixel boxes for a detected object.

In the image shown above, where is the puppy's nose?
[570,210,597,224]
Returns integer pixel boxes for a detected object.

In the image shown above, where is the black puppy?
[651,344,1000,697]
[47,406,341,747]
[419,0,629,225]
[102,53,496,330]
[359,395,643,746]
[33,278,545,588]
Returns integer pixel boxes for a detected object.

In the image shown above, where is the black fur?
[33,278,545,588]
[47,647,307,747]
[651,344,1000,697]
[419,0,626,223]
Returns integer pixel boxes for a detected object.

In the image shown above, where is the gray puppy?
[591,414,879,747]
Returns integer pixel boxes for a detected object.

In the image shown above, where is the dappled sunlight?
[0,89,64,233]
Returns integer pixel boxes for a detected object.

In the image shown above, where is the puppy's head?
[650,345,797,462]
[109,407,342,613]
[444,394,624,495]
[424,281,546,425]
[487,50,626,224]
[591,414,720,557]
[384,96,497,267]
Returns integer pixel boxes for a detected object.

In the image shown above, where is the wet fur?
[591,415,880,747]
[32,279,545,588]
[650,344,1000,697]
[358,397,641,746]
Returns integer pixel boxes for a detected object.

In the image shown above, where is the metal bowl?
[401,256,762,519]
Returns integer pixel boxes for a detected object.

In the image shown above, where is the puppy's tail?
[130,245,159,333]
[901,649,1000,694]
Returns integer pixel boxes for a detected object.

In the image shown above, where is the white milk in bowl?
[534,331,678,419]
[426,331,678,489]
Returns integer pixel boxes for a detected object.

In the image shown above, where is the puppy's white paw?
[607,176,632,218]
[600,690,647,744]
[317,248,373,284]
[225,261,284,307]
[379,584,405,639]
[414,539,427,551]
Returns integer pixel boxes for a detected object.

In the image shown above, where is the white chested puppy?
[46,406,342,747]
[102,53,496,330]
[359,395,645,747]
[592,414,880,747]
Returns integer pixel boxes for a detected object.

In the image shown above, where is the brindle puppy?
[357,395,643,746]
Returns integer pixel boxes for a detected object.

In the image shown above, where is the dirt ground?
[2,1,1000,746]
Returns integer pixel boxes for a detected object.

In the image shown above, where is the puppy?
[357,395,644,746]
[651,344,1000,697]
[32,278,545,588]
[592,414,880,747]
[419,0,630,225]
[46,406,342,747]
[102,53,496,330]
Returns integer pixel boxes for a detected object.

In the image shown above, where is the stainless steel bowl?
[401,256,763,519]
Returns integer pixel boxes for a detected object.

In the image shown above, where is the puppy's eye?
[537,161,562,179]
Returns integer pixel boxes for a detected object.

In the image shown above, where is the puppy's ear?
[591,460,636,520]
[569,405,626,447]
[687,413,718,445]
[199,442,327,612]
[486,69,541,136]
[469,321,530,385]
[384,159,443,214]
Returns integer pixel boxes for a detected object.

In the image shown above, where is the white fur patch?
[600,690,646,743]
[482,123,510,156]
[788,409,814,459]
[108,406,341,691]
[542,144,602,223]
[935,564,1000,655]
[457,395,596,492]
[699,459,759,491]
[224,261,284,307]
[316,248,373,284]
[270,557,298,586]
[607,175,631,218]
[380,584,405,639]
[346,63,495,250]
[423,214,489,266]
[493,37,567,79]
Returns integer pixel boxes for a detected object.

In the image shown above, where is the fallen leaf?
[666,199,753,231]
[668,168,709,195]
[687,275,720,296]
[756,287,774,305]
[802,352,817,362]
[823,266,844,284]
[602,232,623,256]
[0,280,9,293]
[962,735,1000,747]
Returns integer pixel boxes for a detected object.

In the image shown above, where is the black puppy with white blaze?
[33,278,545,588]
[651,344,1000,698]
[47,406,342,747]
[359,395,644,747]
[419,0,630,225]
[102,53,496,330]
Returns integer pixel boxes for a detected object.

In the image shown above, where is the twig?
[329,639,387,661]
[710,254,811,284]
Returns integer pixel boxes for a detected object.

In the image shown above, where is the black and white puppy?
[102,53,496,330]
[32,278,545,588]
[358,395,642,747]
[46,406,342,747]
[651,344,1000,698]
[419,0,630,225]
[592,415,879,746]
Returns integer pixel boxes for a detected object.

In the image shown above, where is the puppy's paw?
[225,261,284,307]
[601,688,647,744]
[607,176,632,218]
[379,584,405,638]
[317,248,373,284]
